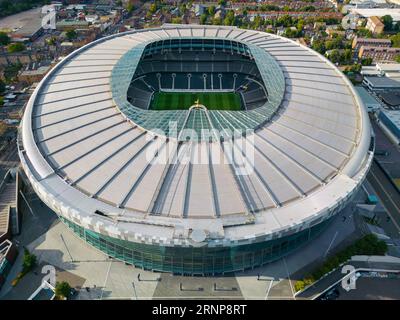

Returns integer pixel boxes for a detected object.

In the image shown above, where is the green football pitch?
[150,92,243,111]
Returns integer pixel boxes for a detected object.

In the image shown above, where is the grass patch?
[12,248,36,287]
[394,178,400,189]
[150,92,242,111]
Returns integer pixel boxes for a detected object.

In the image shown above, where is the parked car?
[375,150,389,156]
[320,287,340,300]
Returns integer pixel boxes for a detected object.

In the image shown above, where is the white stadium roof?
[19,25,373,247]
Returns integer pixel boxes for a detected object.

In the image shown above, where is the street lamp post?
[132,282,138,300]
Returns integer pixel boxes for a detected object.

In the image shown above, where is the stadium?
[18,25,373,275]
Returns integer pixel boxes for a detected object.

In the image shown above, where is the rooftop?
[364,76,400,88]
[350,0,387,4]
[350,8,400,21]
[381,109,400,126]
[380,92,400,106]
[355,37,391,43]
[20,65,52,76]
[0,7,43,38]
[354,86,382,109]
[361,66,382,76]
[361,46,400,51]
[56,19,90,27]
[369,16,384,26]
[19,25,372,247]
[377,63,400,72]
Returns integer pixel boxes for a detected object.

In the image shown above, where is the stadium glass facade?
[59,215,333,275]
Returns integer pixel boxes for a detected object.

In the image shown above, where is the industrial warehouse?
[18,24,373,275]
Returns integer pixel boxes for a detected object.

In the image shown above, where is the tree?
[149,3,157,14]
[327,49,341,63]
[212,17,222,25]
[66,30,77,40]
[0,32,10,46]
[171,17,183,24]
[297,19,305,32]
[312,39,326,54]
[223,10,235,26]
[179,3,186,14]
[391,33,400,47]
[276,15,293,27]
[284,27,301,38]
[7,42,25,53]
[301,5,316,12]
[261,4,280,11]
[396,55,400,63]
[4,62,22,83]
[294,280,306,292]
[200,14,207,25]
[126,1,135,13]
[46,37,57,46]
[253,15,263,30]
[55,281,72,300]
[0,0,49,18]
[208,5,215,16]
[0,79,5,94]
[361,57,373,66]
[355,27,372,38]
[325,36,344,50]
[341,49,352,64]
[345,63,362,74]
[381,15,393,31]
[22,249,37,274]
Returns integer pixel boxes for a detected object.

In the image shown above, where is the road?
[371,120,400,179]
[367,160,400,234]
